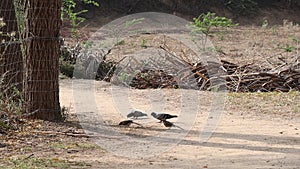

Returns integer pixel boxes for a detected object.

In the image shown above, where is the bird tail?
[174,124,184,130]
[132,122,142,126]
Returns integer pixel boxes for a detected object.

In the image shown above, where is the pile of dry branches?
[130,69,178,89]
[127,58,300,92]
[217,60,300,92]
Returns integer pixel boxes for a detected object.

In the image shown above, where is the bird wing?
[139,112,147,116]
[157,114,169,120]
[134,111,144,116]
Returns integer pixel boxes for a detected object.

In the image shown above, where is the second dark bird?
[118,120,142,127]
[162,120,184,130]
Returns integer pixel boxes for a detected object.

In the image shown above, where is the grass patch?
[227,91,300,115]
[50,142,101,150]
[1,156,90,169]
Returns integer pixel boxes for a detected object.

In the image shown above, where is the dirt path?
[59,79,300,169]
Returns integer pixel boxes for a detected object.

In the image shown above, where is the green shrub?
[192,12,237,36]
[62,0,99,36]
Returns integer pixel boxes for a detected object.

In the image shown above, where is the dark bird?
[127,110,147,119]
[162,120,173,127]
[151,112,178,122]
[118,120,142,127]
[162,120,184,130]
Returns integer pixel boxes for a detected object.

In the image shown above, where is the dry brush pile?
[127,57,300,92]
[60,41,300,92]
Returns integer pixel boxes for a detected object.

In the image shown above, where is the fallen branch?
[31,131,123,140]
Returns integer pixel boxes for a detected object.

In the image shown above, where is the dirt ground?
[58,23,300,168]
[1,18,300,169]
[57,79,300,169]
[1,77,299,168]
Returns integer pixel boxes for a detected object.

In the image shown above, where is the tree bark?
[0,0,23,93]
[23,0,62,121]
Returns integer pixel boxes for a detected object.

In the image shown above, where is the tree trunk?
[0,0,23,93]
[23,0,62,121]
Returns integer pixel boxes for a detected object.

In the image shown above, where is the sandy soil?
[59,79,300,169]
[56,22,300,169]
[2,19,300,169]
